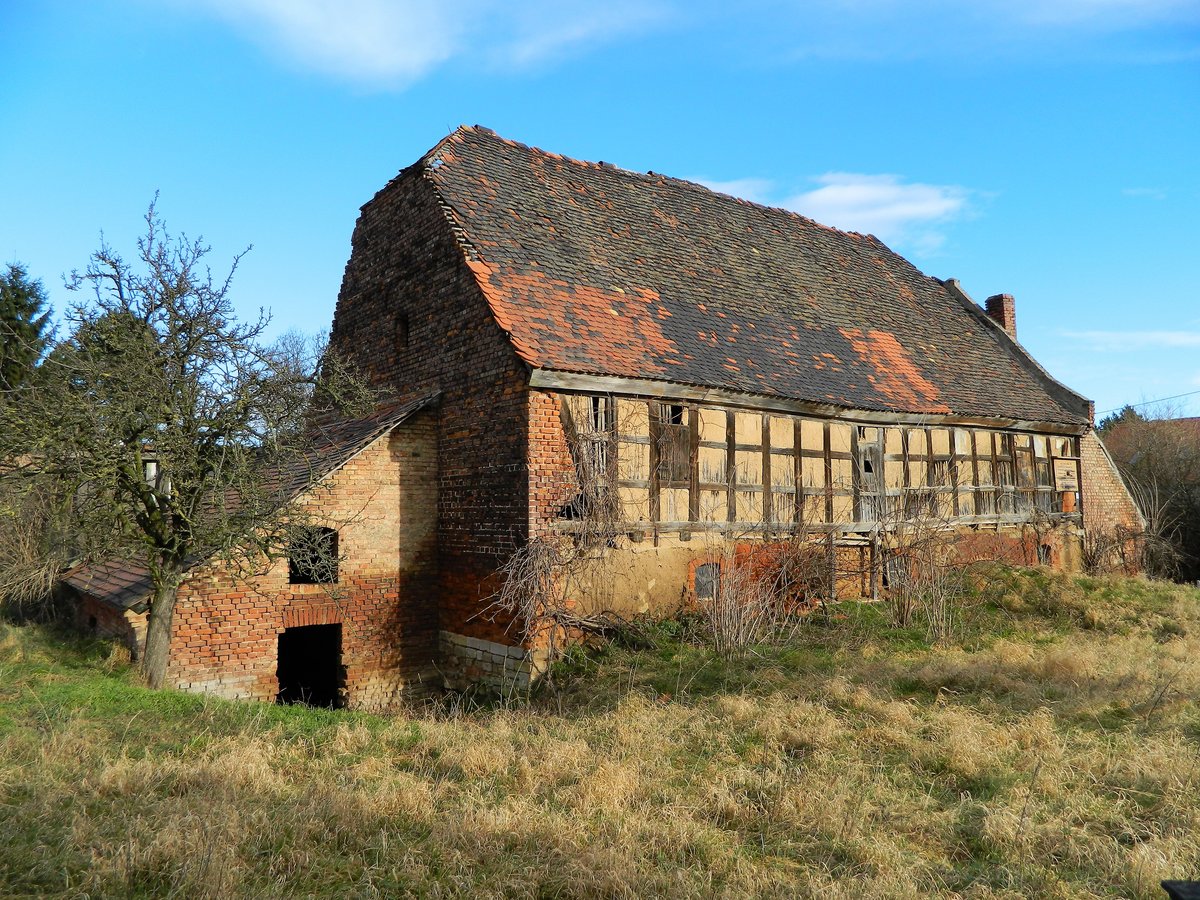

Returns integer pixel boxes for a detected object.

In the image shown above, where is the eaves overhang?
[529,368,1091,437]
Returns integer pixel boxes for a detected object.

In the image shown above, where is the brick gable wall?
[1080,430,1145,554]
[328,168,531,650]
[165,417,439,708]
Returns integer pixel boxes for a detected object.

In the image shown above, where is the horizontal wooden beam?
[529,369,1088,437]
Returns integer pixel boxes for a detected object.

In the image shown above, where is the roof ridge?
[442,124,891,247]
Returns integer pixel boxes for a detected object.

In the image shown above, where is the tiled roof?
[62,559,154,613]
[62,395,437,611]
[270,395,438,501]
[420,126,1089,427]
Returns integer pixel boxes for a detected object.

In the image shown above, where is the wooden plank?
[823,421,833,524]
[647,401,660,525]
[725,409,736,524]
[951,431,960,517]
[762,414,772,531]
[794,419,803,526]
[689,405,700,523]
[970,430,982,516]
[850,425,862,523]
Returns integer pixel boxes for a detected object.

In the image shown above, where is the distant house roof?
[412,125,1089,428]
[62,394,437,612]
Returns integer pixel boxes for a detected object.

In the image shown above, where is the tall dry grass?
[1,569,1198,897]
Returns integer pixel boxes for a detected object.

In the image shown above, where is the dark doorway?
[276,624,345,708]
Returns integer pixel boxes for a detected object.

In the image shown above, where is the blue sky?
[2,0,1198,419]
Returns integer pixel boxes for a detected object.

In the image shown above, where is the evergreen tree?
[1097,404,1145,435]
[0,263,51,393]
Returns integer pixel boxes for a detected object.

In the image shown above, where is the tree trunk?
[141,582,178,690]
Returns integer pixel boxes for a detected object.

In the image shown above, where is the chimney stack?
[985,293,1017,340]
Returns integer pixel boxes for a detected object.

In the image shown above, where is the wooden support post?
[688,406,699,524]
[726,410,736,524]
[762,414,772,536]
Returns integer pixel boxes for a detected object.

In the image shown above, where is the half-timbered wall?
[560,393,1080,533]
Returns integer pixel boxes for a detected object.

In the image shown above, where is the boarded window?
[695,562,721,600]
[653,402,692,486]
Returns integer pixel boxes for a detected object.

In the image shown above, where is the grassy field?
[2,568,1198,898]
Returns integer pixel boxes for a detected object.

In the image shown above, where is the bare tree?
[1101,404,1200,580]
[0,201,372,686]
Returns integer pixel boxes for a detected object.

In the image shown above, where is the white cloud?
[179,0,667,87]
[496,4,670,68]
[166,0,1198,87]
[694,172,973,254]
[186,0,462,85]
[785,173,971,251]
[1064,330,1200,351]
[766,0,1200,63]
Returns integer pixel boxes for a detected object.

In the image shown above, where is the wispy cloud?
[170,0,1198,88]
[761,0,1200,63]
[785,173,971,253]
[1064,330,1200,351]
[697,173,974,255]
[495,4,669,68]
[185,0,462,85]
[1123,187,1168,200]
[696,178,776,205]
[180,0,668,87]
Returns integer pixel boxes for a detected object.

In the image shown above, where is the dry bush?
[693,533,828,659]
[0,477,73,617]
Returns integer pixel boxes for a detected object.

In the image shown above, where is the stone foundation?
[439,630,536,692]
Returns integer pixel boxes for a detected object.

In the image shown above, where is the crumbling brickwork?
[76,594,147,658]
[328,167,530,652]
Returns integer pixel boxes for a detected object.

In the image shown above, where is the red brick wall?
[528,389,579,535]
[75,593,147,658]
[165,416,439,708]
[328,168,530,648]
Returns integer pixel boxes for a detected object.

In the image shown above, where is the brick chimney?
[985,294,1017,340]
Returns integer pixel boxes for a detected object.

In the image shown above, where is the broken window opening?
[288,526,339,585]
[661,403,686,426]
[560,395,616,524]
[395,313,409,351]
[882,553,908,590]
[653,401,692,486]
[276,623,345,708]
